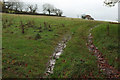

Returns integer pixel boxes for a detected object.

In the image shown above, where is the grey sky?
[5,0,118,21]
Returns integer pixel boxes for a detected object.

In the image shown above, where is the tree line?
[0,0,118,16]
[0,0,63,16]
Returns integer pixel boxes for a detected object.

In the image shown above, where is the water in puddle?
[44,35,71,77]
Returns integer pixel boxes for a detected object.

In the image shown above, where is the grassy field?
[2,13,118,78]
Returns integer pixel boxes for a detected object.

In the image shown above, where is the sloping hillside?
[2,13,118,78]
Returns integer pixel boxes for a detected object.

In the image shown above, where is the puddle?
[44,34,71,77]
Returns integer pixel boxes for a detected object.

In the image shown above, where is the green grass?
[91,23,119,69]
[2,13,118,78]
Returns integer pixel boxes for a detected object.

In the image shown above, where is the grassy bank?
[91,23,119,69]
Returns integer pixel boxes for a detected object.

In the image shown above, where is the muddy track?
[86,26,120,78]
[44,34,71,78]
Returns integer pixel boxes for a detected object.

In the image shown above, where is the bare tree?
[18,2,24,12]
[28,4,38,13]
[53,8,63,16]
[25,7,29,12]
[3,0,24,12]
[33,4,38,13]
[104,0,120,7]
[5,0,14,9]
[13,1,23,11]
[43,3,54,15]
[14,1,24,12]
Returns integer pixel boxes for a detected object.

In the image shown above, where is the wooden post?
[62,24,65,27]
[20,21,24,34]
[39,24,42,32]
[107,24,109,36]
[22,25,24,34]
[48,24,52,31]
[44,22,47,30]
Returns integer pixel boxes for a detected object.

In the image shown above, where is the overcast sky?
[5,0,118,21]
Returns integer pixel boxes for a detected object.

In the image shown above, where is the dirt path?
[86,26,120,78]
[44,34,71,78]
